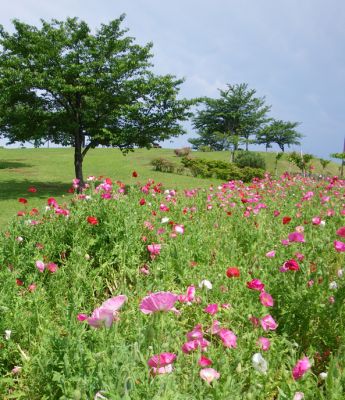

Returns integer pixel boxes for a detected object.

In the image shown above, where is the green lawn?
[0,147,340,227]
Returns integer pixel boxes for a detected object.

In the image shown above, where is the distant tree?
[0,16,193,188]
[192,83,271,160]
[319,158,330,172]
[256,120,302,152]
[274,152,284,176]
[330,153,345,177]
[188,130,231,151]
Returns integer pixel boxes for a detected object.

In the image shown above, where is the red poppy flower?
[16,278,24,286]
[18,198,28,204]
[139,198,146,206]
[282,216,291,224]
[226,267,240,278]
[132,171,138,178]
[87,216,99,225]
[105,178,112,185]
[28,186,37,193]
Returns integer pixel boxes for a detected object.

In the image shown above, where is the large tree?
[256,119,302,152]
[0,16,193,187]
[192,83,271,158]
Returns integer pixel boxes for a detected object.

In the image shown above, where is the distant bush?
[174,147,191,157]
[151,157,176,173]
[234,151,266,169]
[181,157,264,181]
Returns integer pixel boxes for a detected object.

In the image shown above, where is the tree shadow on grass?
[0,179,72,201]
[0,160,33,169]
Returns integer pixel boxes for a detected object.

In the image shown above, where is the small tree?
[288,152,313,176]
[274,152,284,176]
[0,17,194,188]
[319,158,330,173]
[330,153,345,177]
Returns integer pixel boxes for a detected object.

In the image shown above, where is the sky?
[1,0,345,158]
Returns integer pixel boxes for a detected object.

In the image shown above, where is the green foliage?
[198,145,213,152]
[319,158,331,170]
[192,83,271,151]
[0,17,194,185]
[234,151,266,169]
[288,152,314,174]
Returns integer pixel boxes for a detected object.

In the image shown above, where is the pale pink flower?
[182,338,210,353]
[265,250,276,258]
[260,315,278,331]
[259,292,274,307]
[257,337,271,351]
[293,392,304,400]
[312,217,321,225]
[140,292,178,314]
[35,260,45,273]
[200,368,220,383]
[292,356,311,380]
[198,355,213,367]
[173,224,184,234]
[28,283,37,292]
[148,352,176,375]
[186,324,203,341]
[204,303,218,315]
[208,320,221,334]
[218,328,237,348]
[147,243,161,256]
[11,366,22,375]
[87,295,127,328]
[281,239,290,246]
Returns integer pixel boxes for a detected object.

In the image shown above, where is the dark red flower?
[226,267,240,278]
[87,216,99,225]
[17,211,25,217]
[336,227,345,237]
[284,259,300,271]
[139,198,146,206]
[18,198,28,204]
[132,171,138,178]
[28,186,37,193]
[282,216,291,225]
[16,278,24,286]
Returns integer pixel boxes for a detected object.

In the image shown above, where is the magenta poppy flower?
[336,227,345,237]
[198,355,213,367]
[280,259,300,272]
[182,338,210,353]
[288,232,305,243]
[148,352,176,375]
[86,295,127,328]
[247,279,265,291]
[147,243,161,256]
[35,260,45,273]
[260,315,278,331]
[257,337,271,351]
[204,303,218,315]
[265,250,276,258]
[178,285,195,303]
[259,292,274,307]
[334,240,345,252]
[292,356,311,380]
[218,328,237,348]
[208,320,221,334]
[140,292,178,314]
[186,324,203,341]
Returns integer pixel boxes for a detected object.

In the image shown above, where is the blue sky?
[1,0,345,158]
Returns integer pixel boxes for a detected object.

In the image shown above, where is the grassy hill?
[0,147,340,227]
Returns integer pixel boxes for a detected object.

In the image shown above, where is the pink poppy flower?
[208,320,221,334]
[200,368,220,383]
[148,352,176,375]
[312,217,321,225]
[265,250,276,258]
[173,224,184,234]
[292,356,311,380]
[281,239,290,246]
[147,244,161,257]
[35,260,45,273]
[337,227,345,237]
[280,259,300,272]
[87,295,127,328]
[178,285,195,303]
[288,232,305,243]
[186,324,204,341]
[334,240,345,252]
[204,303,218,315]
[257,337,271,351]
[260,315,278,331]
[140,292,178,314]
[47,262,58,273]
[182,338,210,353]
[259,292,274,307]
[218,328,237,348]
[247,279,265,291]
[198,355,213,367]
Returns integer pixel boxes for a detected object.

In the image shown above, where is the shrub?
[198,145,213,152]
[234,151,266,169]
[151,157,176,173]
[174,147,191,157]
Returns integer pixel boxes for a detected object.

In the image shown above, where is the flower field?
[1,172,345,399]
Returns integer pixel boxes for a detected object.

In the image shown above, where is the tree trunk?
[74,127,84,192]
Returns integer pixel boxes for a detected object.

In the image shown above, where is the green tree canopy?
[0,16,194,187]
[256,119,302,152]
[191,83,271,158]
